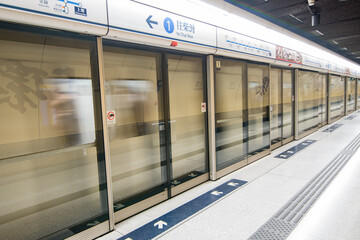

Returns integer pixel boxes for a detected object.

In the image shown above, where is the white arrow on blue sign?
[211,191,223,196]
[228,182,239,187]
[154,220,167,229]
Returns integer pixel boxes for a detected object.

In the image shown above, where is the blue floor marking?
[323,123,343,132]
[275,139,316,159]
[117,179,247,240]
[346,115,357,120]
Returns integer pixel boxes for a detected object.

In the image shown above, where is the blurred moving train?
[0,0,360,239]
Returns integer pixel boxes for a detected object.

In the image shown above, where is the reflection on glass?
[0,29,108,240]
[330,75,345,120]
[168,54,207,182]
[282,70,293,139]
[358,79,360,109]
[347,77,355,114]
[270,68,282,145]
[42,78,95,144]
[248,63,270,155]
[318,74,327,124]
[298,70,319,135]
[215,58,247,170]
[103,47,165,211]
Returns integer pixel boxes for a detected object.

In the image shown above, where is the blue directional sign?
[323,123,343,132]
[275,139,316,159]
[146,15,158,29]
[346,115,357,120]
[117,179,247,240]
[163,17,174,33]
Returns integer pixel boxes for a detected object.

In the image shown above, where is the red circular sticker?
[107,111,115,121]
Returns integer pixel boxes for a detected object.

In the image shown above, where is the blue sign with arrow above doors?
[146,15,158,28]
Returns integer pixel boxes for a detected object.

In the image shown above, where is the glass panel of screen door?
[330,75,345,120]
[358,79,360,109]
[319,74,327,124]
[0,28,108,239]
[270,68,282,145]
[167,54,207,185]
[214,58,247,170]
[247,63,270,156]
[282,69,293,139]
[103,46,166,214]
[347,78,355,114]
[298,70,319,135]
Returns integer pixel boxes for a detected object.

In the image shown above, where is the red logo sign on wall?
[276,46,302,64]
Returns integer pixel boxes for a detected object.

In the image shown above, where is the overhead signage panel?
[276,46,302,64]
[0,0,107,27]
[107,0,216,47]
[217,28,276,59]
[302,54,323,68]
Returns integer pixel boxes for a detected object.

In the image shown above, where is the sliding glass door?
[347,77,355,114]
[103,46,167,221]
[298,70,320,136]
[102,42,208,221]
[214,58,247,173]
[167,54,208,196]
[248,63,270,161]
[282,69,294,142]
[270,68,294,148]
[0,26,109,240]
[270,68,282,148]
[330,75,345,121]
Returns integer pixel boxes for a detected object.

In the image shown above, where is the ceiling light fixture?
[289,14,304,23]
[307,0,320,26]
[315,30,324,35]
[311,14,320,26]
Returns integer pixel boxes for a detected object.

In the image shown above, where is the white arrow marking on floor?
[302,143,308,145]
[114,203,125,210]
[228,182,239,187]
[280,155,287,158]
[287,151,294,154]
[172,180,180,185]
[211,191,223,196]
[87,221,100,227]
[125,238,133,240]
[188,173,197,177]
[154,220,167,229]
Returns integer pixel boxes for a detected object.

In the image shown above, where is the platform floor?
[98,111,360,240]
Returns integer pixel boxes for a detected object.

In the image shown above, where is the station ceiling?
[226,0,360,65]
